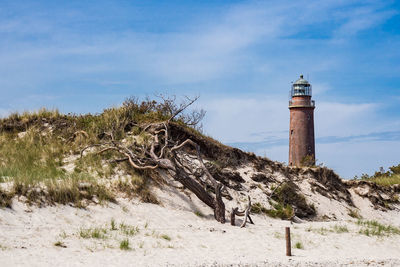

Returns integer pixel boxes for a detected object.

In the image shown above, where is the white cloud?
[200,94,399,178]
[200,96,288,143]
[333,6,397,39]
[201,95,382,142]
[316,102,378,137]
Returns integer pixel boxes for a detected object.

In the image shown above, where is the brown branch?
[167,95,200,123]
[120,150,159,170]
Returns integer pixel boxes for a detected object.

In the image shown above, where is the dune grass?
[0,98,209,208]
[0,128,115,207]
[79,227,109,239]
[357,164,400,186]
[366,174,400,186]
[357,220,400,237]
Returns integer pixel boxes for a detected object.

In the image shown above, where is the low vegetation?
[356,220,400,237]
[251,201,293,220]
[119,239,131,250]
[333,224,349,233]
[79,227,108,239]
[294,241,303,249]
[355,164,400,186]
[0,97,207,208]
[119,223,139,236]
[194,210,205,217]
[251,182,315,220]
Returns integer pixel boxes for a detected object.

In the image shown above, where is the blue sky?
[1,0,399,178]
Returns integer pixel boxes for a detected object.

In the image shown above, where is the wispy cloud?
[0,0,399,178]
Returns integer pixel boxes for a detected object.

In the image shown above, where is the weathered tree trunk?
[174,166,216,209]
[214,183,225,223]
[231,207,238,226]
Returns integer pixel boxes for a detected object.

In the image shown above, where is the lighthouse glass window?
[292,85,310,96]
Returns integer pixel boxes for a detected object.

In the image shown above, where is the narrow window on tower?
[307,114,311,120]
[291,130,294,135]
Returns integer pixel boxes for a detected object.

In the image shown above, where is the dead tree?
[81,96,251,225]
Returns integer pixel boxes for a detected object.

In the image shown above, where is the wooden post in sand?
[285,227,291,256]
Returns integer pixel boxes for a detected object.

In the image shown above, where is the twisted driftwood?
[230,196,254,227]
[79,97,253,225]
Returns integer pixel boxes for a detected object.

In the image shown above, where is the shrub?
[272,182,315,218]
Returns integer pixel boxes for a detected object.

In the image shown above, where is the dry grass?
[367,174,400,186]
[0,98,213,208]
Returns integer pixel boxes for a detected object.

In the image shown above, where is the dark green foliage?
[0,189,13,208]
[272,182,316,218]
[251,182,316,220]
[251,201,294,220]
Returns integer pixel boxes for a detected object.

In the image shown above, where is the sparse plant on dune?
[119,239,131,250]
[354,164,400,186]
[356,220,400,237]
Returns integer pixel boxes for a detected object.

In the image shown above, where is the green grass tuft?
[333,225,349,233]
[251,201,294,220]
[110,219,117,231]
[119,223,139,236]
[120,239,131,250]
[79,227,108,239]
[357,220,400,237]
[295,242,303,249]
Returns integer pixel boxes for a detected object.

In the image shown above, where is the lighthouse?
[289,75,315,166]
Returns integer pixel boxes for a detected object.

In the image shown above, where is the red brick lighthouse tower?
[289,75,315,166]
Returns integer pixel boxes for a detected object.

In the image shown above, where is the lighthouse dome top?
[291,74,312,97]
[293,74,310,85]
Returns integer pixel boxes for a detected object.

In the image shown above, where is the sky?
[0,0,399,179]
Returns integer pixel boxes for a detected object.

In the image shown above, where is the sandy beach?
[1,194,400,267]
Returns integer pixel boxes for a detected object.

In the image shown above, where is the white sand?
[1,158,400,266]
[1,194,400,267]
